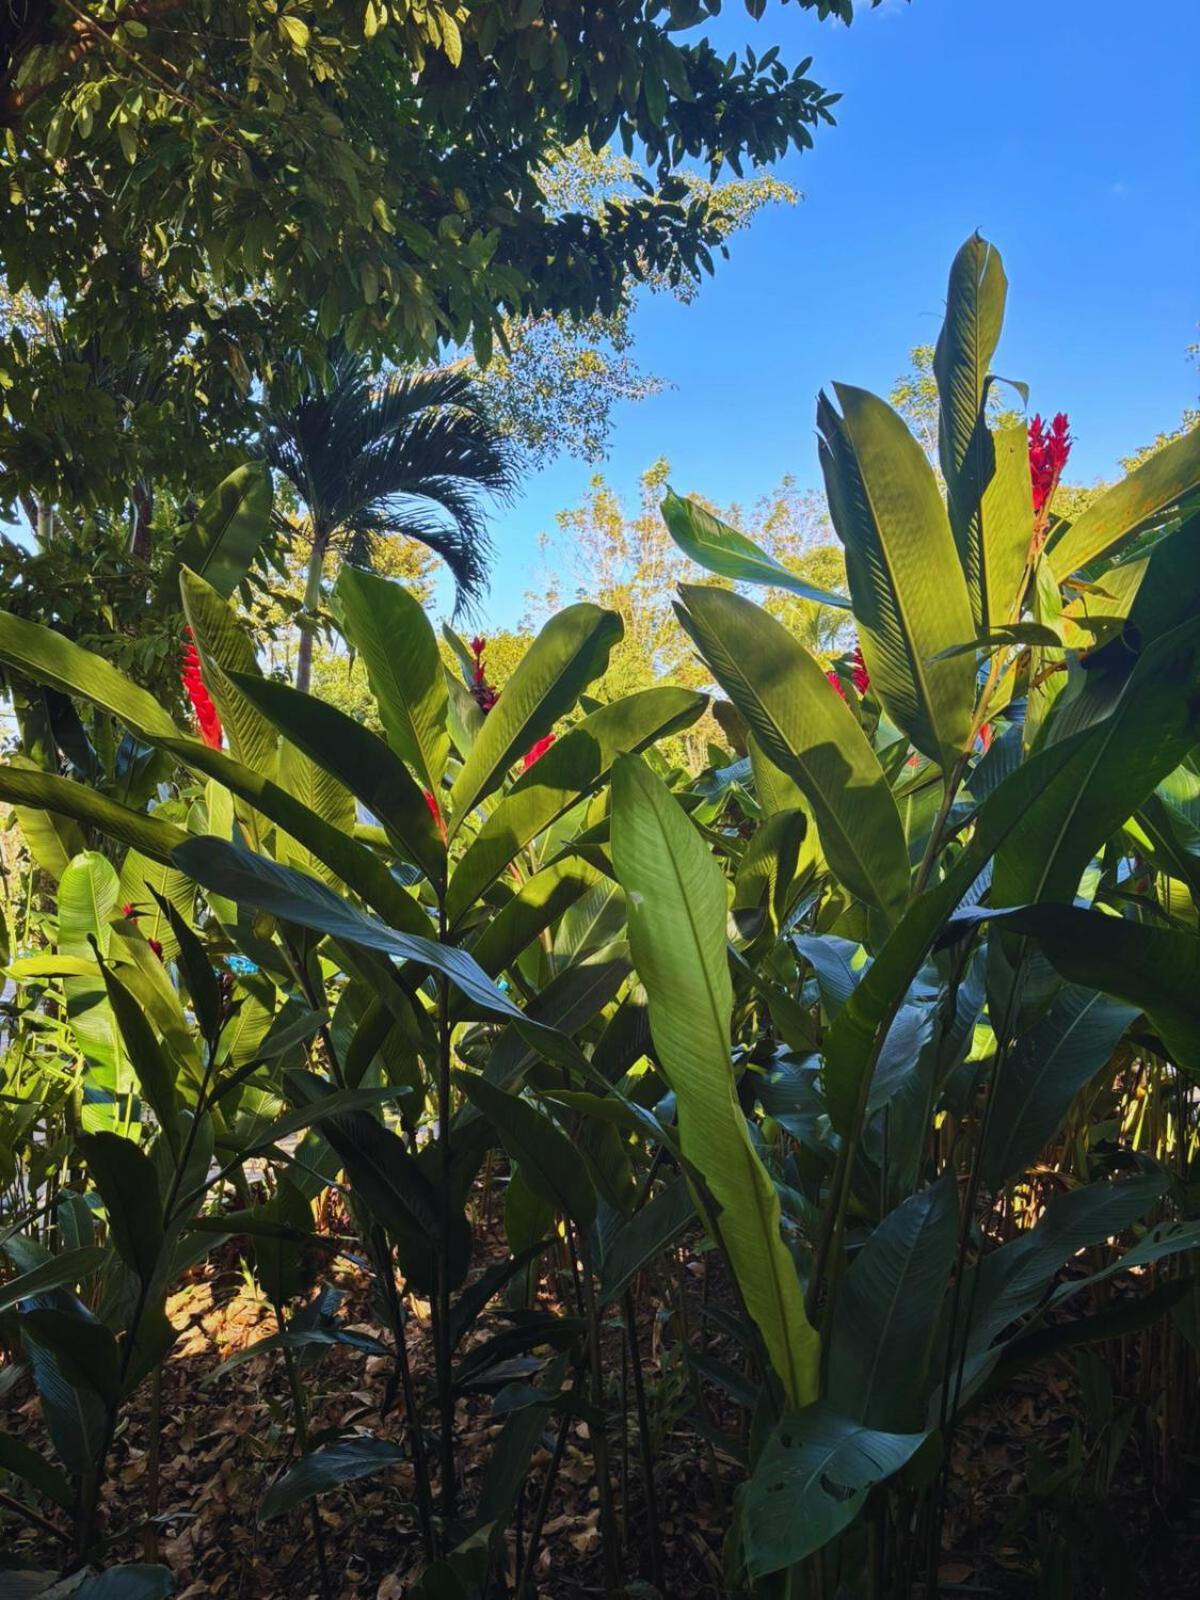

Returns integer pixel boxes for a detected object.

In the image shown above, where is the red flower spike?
[1028,412,1072,515]
[468,635,499,713]
[121,902,137,921]
[850,646,870,695]
[826,668,846,699]
[180,638,223,750]
[522,733,556,770]
[148,937,164,962]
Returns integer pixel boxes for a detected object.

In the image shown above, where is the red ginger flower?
[826,644,870,699]
[148,937,164,961]
[1028,412,1072,516]
[181,629,223,750]
[469,635,499,713]
[522,733,556,770]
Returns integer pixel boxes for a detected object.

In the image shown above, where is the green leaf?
[0,1246,109,1314]
[118,838,193,964]
[0,616,181,741]
[467,859,604,979]
[311,1105,441,1238]
[980,905,1200,1073]
[993,616,1200,906]
[0,1428,74,1509]
[1049,420,1200,579]
[610,754,819,1406]
[228,671,444,883]
[77,1132,164,1283]
[448,604,622,834]
[335,565,449,797]
[25,1322,107,1481]
[0,767,188,865]
[742,1403,928,1577]
[930,621,1062,662]
[933,235,1029,629]
[661,489,850,607]
[598,1179,695,1306]
[260,1436,405,1521]
[965,1173,1165,1359]
[148,890,221,1045]
[20,1307,122,1407]
[982,986,1137,1186]
[675,585,909,923]
[454,1073,596,1225]
[447,685,703,924]
[818,384,976,767]
[95,952,179,1147]
[163,462,272,601]
[75,1565,175,1599]
[827,1176,957,1430]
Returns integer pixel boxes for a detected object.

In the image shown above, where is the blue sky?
[476,0,1200,628]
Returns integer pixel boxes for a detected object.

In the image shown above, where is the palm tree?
[262,345,517,691]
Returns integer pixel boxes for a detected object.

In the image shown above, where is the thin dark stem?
[371,1227,437,1562]
[514,1389,575,1600]
[435,900,456,1517]
[580,1239,621,1595]
[274,1300,333,1600]
[624,1288,666,1594]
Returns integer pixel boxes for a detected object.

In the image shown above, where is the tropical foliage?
[1,234,1199,1599]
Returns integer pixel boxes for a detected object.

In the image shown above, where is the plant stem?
[580,1239,621,1595]
[274,1299,333,1600]
[623,1288,666,1594]
[371,1226,437,1562]
[435,900,456,1518]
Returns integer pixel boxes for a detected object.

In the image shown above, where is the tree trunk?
[295,528,330,693]
[129,482,155,562]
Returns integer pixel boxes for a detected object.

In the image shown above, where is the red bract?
[121,902,137,920]
[522,733,556,770]
[469,635,499,713]
[181,630,223,750]
[827,643,870,698]
[1028,412,1072,515]
[423,788,447,841]
[148,937,164,961]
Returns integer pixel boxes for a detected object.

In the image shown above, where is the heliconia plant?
[0,235,1197,1598]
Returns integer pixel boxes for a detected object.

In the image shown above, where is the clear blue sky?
[475,0,1200,628]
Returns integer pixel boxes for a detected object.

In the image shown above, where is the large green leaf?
[259,1436,406,1522]
[446,685,704,925]
[0,612,179,739]
[827,1175,957,1431]
[964,1173,1165,1359]
[96,954,179,1145]
[981,905,1200,1072]
[275,736,358,890]
[229,672,444,883]
[466,859,604,979]
[675,585,909,922]
[0,767,189,865]
[1049,420,1200,579]
[58,850,124,1096]
[822,713,1116,1138]
[0,1246,110,1314]
[77,1132,165,1283]
[741,1403,928,1577]
[455,1072,596,1225]
[0,1428,75,1509]
[163,461,273,601]
[118,829,194,964]
[818,384,976,767]
[661,489,851,607]
[982,986,1137,1186]
[335,564,450,797]
[20,1307,122,1407]
[162,738,429,937]
[610,754,819,1406]
[448,603,622,834]
[933,235,1029,629]
[598,1179,695,1306]
[993,616,1200,906]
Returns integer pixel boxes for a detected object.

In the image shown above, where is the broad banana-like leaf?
[933,235,1030,629]
[741,1403,928,1577]
[827,1175,957,1430]
[676,585,909,924]
[993,615,1200,906]
[610,753,819,1407]
[467,858,604,979]
[661,488,851,607]
[455,1072,596,1225]
[0,611,179,740]
[446,685,703,925]
[161,461,272,601]
[259,1437,406,1523]
[0,1248,110,1314]
[981,985,1137,1186]
[229,672,444,883]
[978,904,1200,1072]
[0,767,187,865]
[334,565,450,798]
[96,953,180,1148]
[964,1172,1165,1359]
[275,736,357,890]
[1049,419,1200,579]
[818,384,976,767]
[77,1132,165,1283]
[822,712,1118,1139]
[448,603,622,835]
